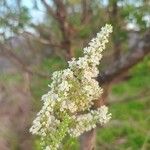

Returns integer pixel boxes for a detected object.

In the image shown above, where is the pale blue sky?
[21,0,109,23]
[22,0,45,23]
[20,0,142,24]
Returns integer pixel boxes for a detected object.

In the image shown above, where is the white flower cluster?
[69,106,111,137]
[30,24,113,150]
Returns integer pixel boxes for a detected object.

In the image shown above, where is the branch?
[109,0,122,60]
[107,0,123,61]
[41,0,75,59]
[53,0,73,39]
[81,0,92,24]
[0,43,49,78]
[98,31,150,85]
[24,31,62,48]
[41,0,71,39]
[40,0,57,19]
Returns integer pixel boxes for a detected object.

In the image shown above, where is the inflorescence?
[30,24,113,150]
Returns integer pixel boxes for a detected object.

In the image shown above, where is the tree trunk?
[79,84,110,150]
[62,40,74,60]
[79,129,96,150]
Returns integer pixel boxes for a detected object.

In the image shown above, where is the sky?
[1,0,149,36]
[21,0,109,23]
[21,0,144,31]
[21,0,147,24]
[22,0,45,23]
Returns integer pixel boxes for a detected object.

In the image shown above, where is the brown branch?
[40,0,57,19]
[53,0,74,58]
[80,129,96,150]
[24,31,62,48]
[41,0,69,38]
[0,43,49,78]
[81,0,92,24]
[98,31,150,85]
[108,0,122,60]
[41,0,75,59]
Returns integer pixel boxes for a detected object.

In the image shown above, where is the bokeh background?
[0,0,150,150]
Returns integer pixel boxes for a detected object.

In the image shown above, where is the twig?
[98,31,150,85]
[0,43,49,79]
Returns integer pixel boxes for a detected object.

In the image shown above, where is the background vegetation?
[0,0,150,150]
